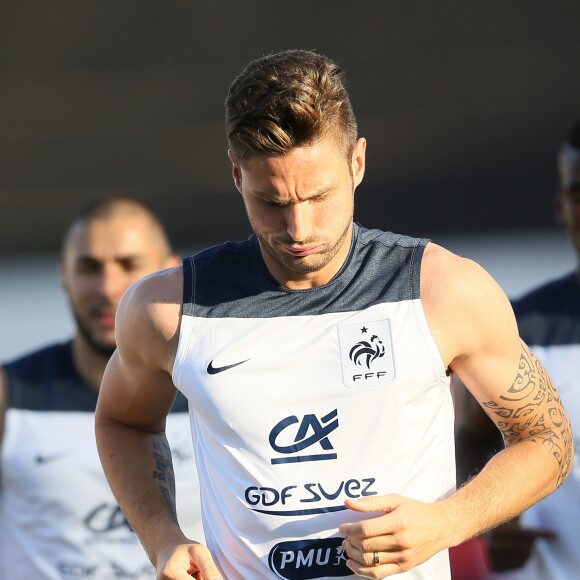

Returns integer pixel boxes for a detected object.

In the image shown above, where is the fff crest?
[338,318,395,388]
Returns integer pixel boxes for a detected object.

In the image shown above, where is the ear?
[228,149,243,193]
[351,138,367,189]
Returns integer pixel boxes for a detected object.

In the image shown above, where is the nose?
[97,264,126,301]
[286,203,309,243]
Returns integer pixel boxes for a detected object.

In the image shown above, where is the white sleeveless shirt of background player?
[172,225,456,580]
[0,341,204,580]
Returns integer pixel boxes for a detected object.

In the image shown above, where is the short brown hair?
[62,196,173,257]
[225,49,357,160]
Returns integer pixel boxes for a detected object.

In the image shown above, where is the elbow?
[557,433,574,489]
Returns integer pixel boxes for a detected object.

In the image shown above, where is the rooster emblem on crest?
[349,334,385,369]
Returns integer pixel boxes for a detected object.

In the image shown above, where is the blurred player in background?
[0,196,203,579]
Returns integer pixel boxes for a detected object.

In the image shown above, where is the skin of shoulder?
[421,242,521,400]
[96,264,183,434]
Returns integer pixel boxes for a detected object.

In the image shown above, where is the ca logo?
[84,503,133,534]
[269,410,339,465]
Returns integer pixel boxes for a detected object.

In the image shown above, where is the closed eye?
[265,199,289,208]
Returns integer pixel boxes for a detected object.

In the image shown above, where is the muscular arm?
[95,266,209,572]
[96,353,184,558]
[481,348,569,477]
[425,244,573,545]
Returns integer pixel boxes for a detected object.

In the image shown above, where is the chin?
[88,336,117,358]
[95,343,117,358]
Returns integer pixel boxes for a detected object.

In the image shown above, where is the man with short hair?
[95,51,573,580]
[0,196,203,579]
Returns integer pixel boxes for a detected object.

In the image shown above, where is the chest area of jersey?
[181,301,436,396]
[176,301,446,448]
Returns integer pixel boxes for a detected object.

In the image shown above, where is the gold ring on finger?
[373,551,380,566]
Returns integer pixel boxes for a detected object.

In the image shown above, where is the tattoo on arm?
[151,438,178,524]
[482,344,573,487]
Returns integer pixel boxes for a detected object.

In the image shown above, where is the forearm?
[449,340,573,546]
[96,418,190,564]
[441,438,564,548]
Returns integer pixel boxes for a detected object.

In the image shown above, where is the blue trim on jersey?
[182,224,428,319]
[251,505,348,516]
[513,272,580,346]
[3,340,189,412]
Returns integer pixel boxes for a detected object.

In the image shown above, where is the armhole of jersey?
[172,255,195,390]
[2,371,21,462]
[2,408,24,466]
[411,302,450,391]
[408,238,427,301]
[182,255,195,317]
[409,239,448,388]
[172,315,194,391]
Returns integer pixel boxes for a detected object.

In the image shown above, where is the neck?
[72,335,109,391]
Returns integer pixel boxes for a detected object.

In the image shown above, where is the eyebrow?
[253,185,334,201]
[75,254,144,264]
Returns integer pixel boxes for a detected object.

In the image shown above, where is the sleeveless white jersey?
[172,225,455,580]
[0,342,204,580]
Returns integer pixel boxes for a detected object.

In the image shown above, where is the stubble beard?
[71,307,117,359]
[254,217,353,276]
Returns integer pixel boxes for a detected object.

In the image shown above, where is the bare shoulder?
[116,264,184,371]
[97,265,184,430]
[420,242,519,369]
[421,242,500,305]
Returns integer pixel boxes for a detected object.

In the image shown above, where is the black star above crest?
[360,326,368,334]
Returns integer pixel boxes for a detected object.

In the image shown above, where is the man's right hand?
[484,518,556,572]
[156,542,223,580]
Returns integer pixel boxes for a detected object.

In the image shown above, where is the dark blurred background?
[1,1,580,255]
